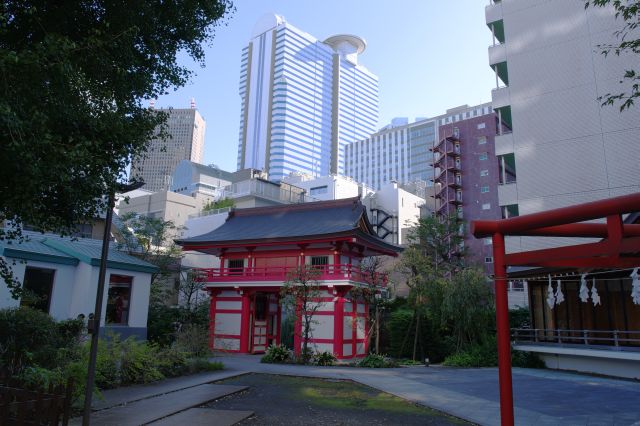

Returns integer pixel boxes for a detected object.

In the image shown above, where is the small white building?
[0,234,157,339]
[282,173,374,201]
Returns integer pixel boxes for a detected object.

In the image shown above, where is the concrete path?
[215,354,640,426]
[92,370,246,410]
[77,384,247,426]
[151,408,254,426]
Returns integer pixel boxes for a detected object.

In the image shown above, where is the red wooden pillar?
[239,291,251,353]
[334,292,345,358]
[209,290,217,350]
[493,232,514,426]
[351,301,357,357]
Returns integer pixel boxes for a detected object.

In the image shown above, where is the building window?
[484,237,492,245]
[311,256,329,269]
[228,258,244,275]
[20,267,55,313]
[106,275,132,325]
[481,186,490,193]
[73,224,93,239]
[479,152,488,161]
[482,203,491,210]
[498,153,517,184]
[480,169,489,177]
[478,136,487,145]
[510,281,525,292]
[477,123,486,129]
[485,257,493,263]
[501,204,520,219]
[310,185,328,196]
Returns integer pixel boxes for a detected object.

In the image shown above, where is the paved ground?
[215,354,640,426]
[206,373,465,425]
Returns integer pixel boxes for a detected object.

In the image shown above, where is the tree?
[350,256,391,354]
[396,214,465,360]
[0,1,234,293]
[117,212,183,304]
[585,0,639,110]
[441,268,495,351]
[279,266,324,364]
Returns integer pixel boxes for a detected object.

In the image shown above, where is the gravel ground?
[204,373,469,425]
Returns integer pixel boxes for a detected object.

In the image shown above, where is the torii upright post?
[492,232,514,426]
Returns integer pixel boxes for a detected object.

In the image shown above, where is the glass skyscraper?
[237,14,379,181]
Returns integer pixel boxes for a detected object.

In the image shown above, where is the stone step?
[77,384,247,426]
[151,408,254,426]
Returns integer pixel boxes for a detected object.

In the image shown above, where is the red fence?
[195,264,387,286]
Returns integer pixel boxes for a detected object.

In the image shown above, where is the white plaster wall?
[496,0,640,254]
[343,344,353,357]
[310,315,334,340]
[216,300,241,310]
[540,354,640,380]
[312,343,333,354]
[343,316,353,339]
[216,313,242,336]
[214,338,240,351]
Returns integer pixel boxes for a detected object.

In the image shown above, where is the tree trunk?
[413,310,421,361]
[375,305,380,354]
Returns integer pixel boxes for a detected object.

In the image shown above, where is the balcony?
[491,86,510,110]
[195,264,388,286]
[488,43,506,67]
[485,2,503,27]
[494,132,514,156]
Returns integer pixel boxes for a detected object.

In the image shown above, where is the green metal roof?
[0,235,158,273]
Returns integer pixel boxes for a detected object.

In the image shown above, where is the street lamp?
[82,181,144,425]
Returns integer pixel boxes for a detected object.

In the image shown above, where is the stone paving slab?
[151,408,254,426]
[75,384,247,426]
[92,370,247,410]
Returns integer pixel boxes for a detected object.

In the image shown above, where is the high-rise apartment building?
[237,14,379,181]
[131,107,205,192]
[486,0,640,253]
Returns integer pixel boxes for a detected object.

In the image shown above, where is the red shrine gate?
[472,192,640,426]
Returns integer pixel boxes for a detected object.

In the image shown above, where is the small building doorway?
[250,292,280,353]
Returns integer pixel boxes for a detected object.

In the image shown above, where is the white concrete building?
[486,0,640,253]
[117,190,202,229]
[131,107,206,192]
[0,233,157,339]
[171,160,235,203]
[281,173,374,201]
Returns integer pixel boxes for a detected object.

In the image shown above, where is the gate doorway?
[250,292,280,353]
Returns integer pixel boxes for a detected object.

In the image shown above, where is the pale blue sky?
[156,0,495,171]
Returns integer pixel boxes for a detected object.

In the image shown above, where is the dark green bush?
[146,302,209,347]
[119,337,163,385]
[314,351,337,366]
[156,346,189,377]
[358,353,398,368]
[261,344,290,364]
[442,336,545,369]
[185,358,224,373]
[174,324,210,358]
[512,350,545,369]
[509,307,532,329]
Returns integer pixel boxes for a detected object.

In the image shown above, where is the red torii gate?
[471,192,640,426]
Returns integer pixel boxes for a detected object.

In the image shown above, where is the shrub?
[119,337,164,385]
[174,324,210,358]
[314,351,337,366]
[156,346,189,377]
[512,350,545,369]
[358,353,398,368]
[261,344,290,364]
[443,337,498,368]
[185,358,224,373]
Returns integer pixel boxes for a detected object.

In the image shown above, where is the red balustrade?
[194,264,387,286]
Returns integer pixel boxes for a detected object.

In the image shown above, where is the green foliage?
[509,307,532,329]
[261,344,291,364]
[0,307,83,374]
[314,351,337,366]
[358,353,398,368]
[156,345,189,377]
[202,198,235,212]
[443,335,545,369]
[0,0,234,294]
[185,358,224,373]
[443,338,499,368]
[118,337,164,385]
[174,324,211,358]
[585,0,640,110]
[147,302,209,347]
[441,269,495,350]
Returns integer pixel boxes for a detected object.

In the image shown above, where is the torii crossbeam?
[472,192,640,426]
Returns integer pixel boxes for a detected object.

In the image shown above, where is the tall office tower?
[131,106,206,192]
[344,103,494,191]
[486,0,640,253]
[237,14,379,181]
